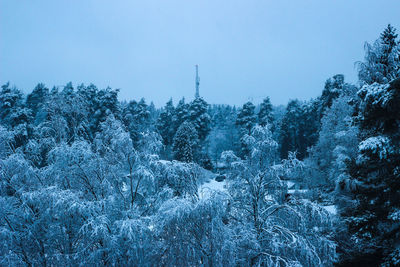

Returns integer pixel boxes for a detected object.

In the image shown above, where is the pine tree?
[381,24,399,61]
[320,74,344,114]
[236,101,256,135]
[172,121,198,162]
[188,97,211,142]
[0,83,32,147]
[300,99,320,156]
[157,99,175,146]
[279,100,302,159]
[172,97,189,136]
[236,101,257,157]
[279,98,322,160]
[92,87,120,133]
[77,83,99,137]
[148,101,158,126]
[0,83,24,125]
[26,83,49,123]
[258,97,273,126]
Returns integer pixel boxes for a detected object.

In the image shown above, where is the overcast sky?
[1,0,400,107]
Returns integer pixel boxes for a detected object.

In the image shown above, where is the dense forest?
[0,24,400,266]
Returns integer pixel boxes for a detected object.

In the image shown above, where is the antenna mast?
[195,64,200,98]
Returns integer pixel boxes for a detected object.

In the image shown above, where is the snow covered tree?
[0,83,32,148]
[92,87,120,133]
[172,121,198,163]
[306,95,359,205]
[207,105,240,166]
[157,98,175,147]
[357,24,400,85]
[44,83,90,144]
[0,83,27,127]
[122,98,151,146]
[258,97,273,126]
[76,83,99,138]
[95,115,158,208]
[26,83,49,124]
[152,160,200,198]
[0,126,14,158]
[172,97,189,135]
[222,125,337,266]
[188,97,211,142]
[0,78,353,265]
[0,151,56,266]
[320,74,345,114]
[279,99,303,159]
[236,101,257,157]
[23,86,87,166]
[154,196,235,266]
[339,78,400,265]
[300,99,320,155]
[236,101,257,135]
[279,99,320,160]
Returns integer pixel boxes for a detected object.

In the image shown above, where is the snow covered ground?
[198,176,227,199]
[285,180,295,189]
[322,205,337,215]
[287,189,309,194]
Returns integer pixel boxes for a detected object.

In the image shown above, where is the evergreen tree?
[258,97,273,126]
[26,83,49,123]
[0,83,24,125]
[148,101,158,127]
[320,74,345,114]
[157,99,175,146]
[137,98,150,122]
[279,100,303,159]
[0,83,31,147]
[236,101,257,157]
[279,99,321,160]
[188,97,211,142]
[92,87,120,133]
[77,83,99,137]
[62,82,74,97]
[236,101,256,135]
[358,24,400,85]
[381,24,398,48]
[172,97,189,136]
[380,24,399,69]
[300,99,320,156]
[122,98,150,146]
[172,121,198,162]
[339,78,400,265]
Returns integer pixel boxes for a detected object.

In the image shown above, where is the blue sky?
[1,0,400,106]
